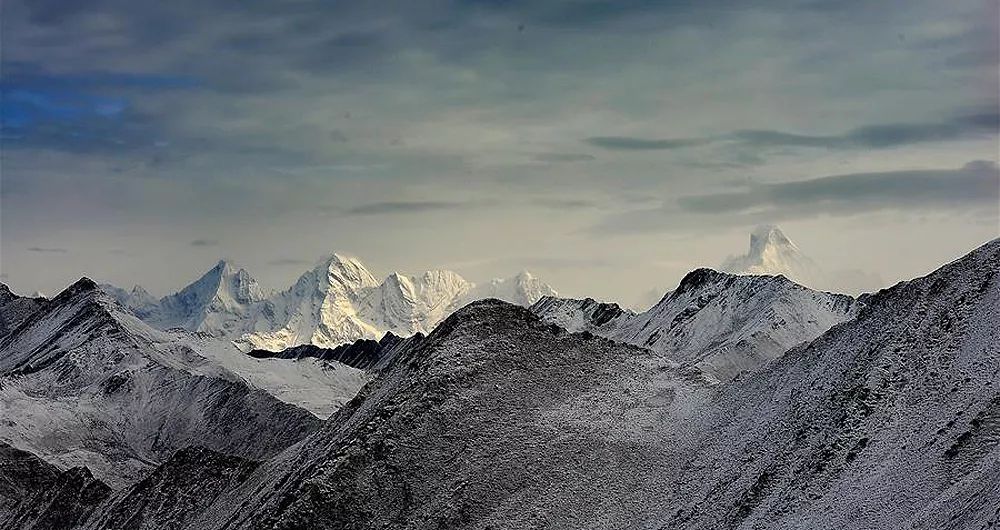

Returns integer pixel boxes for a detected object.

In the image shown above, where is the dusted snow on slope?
[170,239,998,530]
[0,283,48,338]
[533,268,857,382]
[0,278,340,487]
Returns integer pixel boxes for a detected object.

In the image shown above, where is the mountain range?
[103,254,557,352]
[1,233,996,529]
[532,267,858,382]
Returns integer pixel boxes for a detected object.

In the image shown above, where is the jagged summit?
[149,260,265,335]
[101,253,557,351]
[749,224,794,254]
[468,269,558,307]
[533,263,857,382]
[720,225,825,289]
[673,267,739,295]
[63,277,100,296]
[315,253,379,289]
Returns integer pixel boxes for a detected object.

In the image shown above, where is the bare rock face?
[0,443,111,530]
[80,447,259,530]
[0,284,48,338]
[247,331,423,371]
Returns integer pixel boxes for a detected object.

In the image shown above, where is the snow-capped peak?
[314,253,380,294]
[467,270,558,307]
[749,224,796,256]
[720,225,824,288]
[100,252,557,352]
[138,260,267,336]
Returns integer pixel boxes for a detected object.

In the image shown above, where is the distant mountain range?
[101,254,557,352]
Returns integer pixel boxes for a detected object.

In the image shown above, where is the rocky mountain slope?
[168,237,997,530]
[0,284,48,338]
[533,268,857,382]
[0,442,110,530]
[4,239,996,529]
[0,278,324,487]
[248,331,424,372]
[78,447,258,530]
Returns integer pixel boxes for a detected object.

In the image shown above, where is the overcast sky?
[2,0,998,307]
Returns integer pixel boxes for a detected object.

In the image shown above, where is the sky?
[1,0,998,308]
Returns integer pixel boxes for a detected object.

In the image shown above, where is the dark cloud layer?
[189,239,219,247]
[343,201,468,216]
[733,113,999,150]
[532,153,596,162]
[585,136,708,150]
[680,161,1000,214]
[26,246,67,253]
[586,112,999,155]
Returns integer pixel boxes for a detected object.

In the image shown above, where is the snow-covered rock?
[103,254,555,352]
[0,283,48,338]
[0,277,348,487]
[359,270,473,337]
[465,270,558,307]
[533,268,858,382]
[172,238,1000,530]
[235,255,556,352]
[236,254,384,352]
[154,260,266,336]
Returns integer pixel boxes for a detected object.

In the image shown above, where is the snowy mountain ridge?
[148,237,997,530]
[106,253,557,352]
[532,267,858,382]
[0,277,342,487]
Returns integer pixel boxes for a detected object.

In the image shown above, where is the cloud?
[732,113,999,150]
[343,200,468,216]
[585,112,999,156]
[0,64,200,154]
[26,246,67,253]
[590,161,1000,235]
[679,161,1000,214]
[584,136,709,150]
[190,239,219,247]
[531,198,600,210]
[532,153,596,163]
